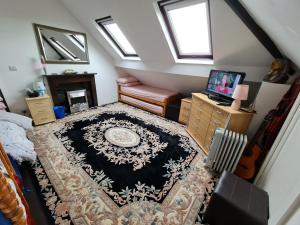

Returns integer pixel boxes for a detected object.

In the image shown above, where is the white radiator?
[205,128,247,173]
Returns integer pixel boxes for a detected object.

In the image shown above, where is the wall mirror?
[33,24,89,64]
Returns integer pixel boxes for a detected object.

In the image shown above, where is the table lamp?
[231,84,249,110]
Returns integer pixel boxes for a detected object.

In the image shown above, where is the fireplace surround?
[45,74,98,113]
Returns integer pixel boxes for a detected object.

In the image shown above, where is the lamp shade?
[232,84,249,100]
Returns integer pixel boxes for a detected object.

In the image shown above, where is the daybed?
[117,77,179,117]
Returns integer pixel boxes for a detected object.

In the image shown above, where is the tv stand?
[208,94,220,101]
[217,101,231,106]
[208,94,232,104]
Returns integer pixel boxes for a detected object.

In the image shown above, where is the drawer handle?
[215,110,222,114]
[213,120,221,126]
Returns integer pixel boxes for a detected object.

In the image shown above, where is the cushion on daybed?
[118,81,141,87]
[120,95,164,114]
[0,102,6,111]
[117,76,139,84]
[120,85,177,102]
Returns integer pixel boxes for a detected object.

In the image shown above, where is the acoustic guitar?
[235,117,269,180]
[235,145,261,180]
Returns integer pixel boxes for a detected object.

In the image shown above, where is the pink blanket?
[120,85,177,102]
[118,81,141,87]
[0,102,6,111]
[116,76,138,84]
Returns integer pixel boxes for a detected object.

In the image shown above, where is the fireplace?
[45,74,98,113]
[67,89,89,113]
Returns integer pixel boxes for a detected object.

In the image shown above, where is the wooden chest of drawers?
[178,97,192,124]
[187,93,253,155]
[26,95,56,125]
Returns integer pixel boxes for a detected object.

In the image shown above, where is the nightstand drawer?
[26,95,56,125]
[181,101,190,110]
[34,114,55,125]
[178,98,192,124]
[30,107,53,117]
[28,100,48,107]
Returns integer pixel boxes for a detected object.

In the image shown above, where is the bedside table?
[178,97,192,124]
[26,95,56,125]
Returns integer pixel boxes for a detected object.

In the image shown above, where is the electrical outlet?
[8,66,18,71]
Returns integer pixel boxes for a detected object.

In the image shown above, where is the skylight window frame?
[95,16,138,58]
[158,0,213,60]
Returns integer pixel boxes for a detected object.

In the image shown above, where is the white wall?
[285,201,300,225]
[256,96,300,225]
[241,0,300,68]
[116,67,208,94]
[117,67,261,96]
[247,82,290,140]
[0,0,118,113]
[60,0,273,85]
[116,60,270,83]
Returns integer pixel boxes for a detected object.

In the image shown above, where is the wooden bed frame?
[0,89,10,112]
[0,91,30,224]
[118,85,179,117]
[0,144,27,225]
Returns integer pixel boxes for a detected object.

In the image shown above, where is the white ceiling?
[59,0,274,81]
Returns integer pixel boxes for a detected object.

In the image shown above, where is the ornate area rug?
[28,103,214,225]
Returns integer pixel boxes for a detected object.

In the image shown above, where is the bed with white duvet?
[0,111,36,163]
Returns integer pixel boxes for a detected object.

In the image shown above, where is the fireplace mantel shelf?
[43,73,97,77]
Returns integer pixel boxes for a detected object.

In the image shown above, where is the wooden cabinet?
[187,93,253,155]
[26,95,56,125]
[178,98,192,124]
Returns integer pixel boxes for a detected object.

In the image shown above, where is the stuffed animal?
[263,58,290,83]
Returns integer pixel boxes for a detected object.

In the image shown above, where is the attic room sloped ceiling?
[59,0,273,82]
[241,0,300,68]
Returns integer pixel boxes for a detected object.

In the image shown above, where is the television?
[206,70,245,101]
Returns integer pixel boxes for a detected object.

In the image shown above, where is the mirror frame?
[33,23,90,64]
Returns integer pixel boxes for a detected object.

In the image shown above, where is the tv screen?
[207,70,245,99]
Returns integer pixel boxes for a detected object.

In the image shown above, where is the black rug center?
[55,111,197,206]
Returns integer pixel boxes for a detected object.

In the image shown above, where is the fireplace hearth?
[45,74,98,113]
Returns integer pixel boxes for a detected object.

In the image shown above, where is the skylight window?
[95,16,138,58]
[158,0,213,59]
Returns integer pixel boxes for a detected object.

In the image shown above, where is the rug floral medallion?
[28,103,214,225]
